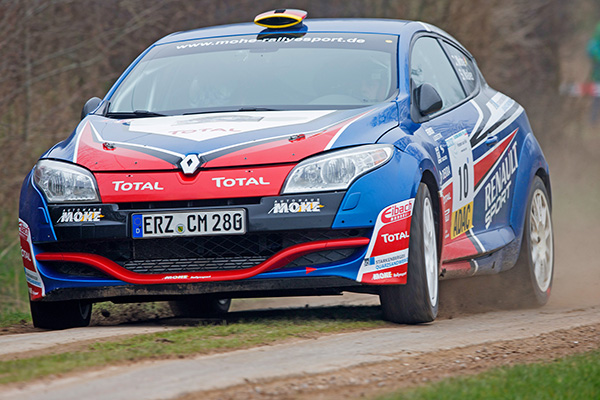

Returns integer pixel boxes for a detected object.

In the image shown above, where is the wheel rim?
[422,197,438,306]
[529,189,553,292]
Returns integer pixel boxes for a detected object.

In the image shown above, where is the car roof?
[155,18,413,45]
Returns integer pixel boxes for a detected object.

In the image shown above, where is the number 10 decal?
[446,129,474,239]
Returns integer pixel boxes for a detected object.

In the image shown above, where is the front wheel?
[30,300,92,330]
[379,183,439,324]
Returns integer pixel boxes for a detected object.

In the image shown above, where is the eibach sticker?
[357,199,414,284]
[19,219,45,300]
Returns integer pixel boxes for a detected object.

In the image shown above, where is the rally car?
[19,9,554,329]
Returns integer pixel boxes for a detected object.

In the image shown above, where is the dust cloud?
[543,135,600,310]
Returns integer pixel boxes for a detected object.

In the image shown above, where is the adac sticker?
[445,129,474,239]
[357,199,414,284]
[18,219,45,300]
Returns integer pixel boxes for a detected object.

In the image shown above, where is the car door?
[440,40,524,255]
[409,35,484,262]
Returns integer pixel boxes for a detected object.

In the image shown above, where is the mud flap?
[19,219,45,300]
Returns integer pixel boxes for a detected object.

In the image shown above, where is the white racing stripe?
[127,110,335,142]
[469,99,484,140]
[90,123,185,158]
[472,105,523,151]
[323,109,375,150]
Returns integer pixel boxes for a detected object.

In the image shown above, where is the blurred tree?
[0,0,570,249]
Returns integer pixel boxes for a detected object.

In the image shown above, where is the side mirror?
[81,97,102,120]
[414,83,443,117]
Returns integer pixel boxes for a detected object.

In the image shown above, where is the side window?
[410,36,466,111]
[442,42,478,95]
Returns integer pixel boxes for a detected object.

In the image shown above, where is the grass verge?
[0,305,384,385]
[0,240,30,320]
[378,350,600,400]
[0,311,30,328]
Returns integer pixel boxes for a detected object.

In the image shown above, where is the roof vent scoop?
[254,9,308,29]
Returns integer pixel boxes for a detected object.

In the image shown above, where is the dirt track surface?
[193,321,600,400]
[0,304,598,400]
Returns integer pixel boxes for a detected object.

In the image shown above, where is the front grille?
[125,256,267,274]
[39,229,369,275]
[116,197,261,210]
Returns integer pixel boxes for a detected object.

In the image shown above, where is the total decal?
[112,181,164,192]
[18,219,45,300]
[96,166,292,202]
[213,176,270,188]
[357,199,414,284]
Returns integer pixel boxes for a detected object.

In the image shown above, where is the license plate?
[131,209,246,238]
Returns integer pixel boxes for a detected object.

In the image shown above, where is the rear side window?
[410,36,466,111]
[442,42,478,95]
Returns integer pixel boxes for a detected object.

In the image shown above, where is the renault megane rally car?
[19,10,554,329]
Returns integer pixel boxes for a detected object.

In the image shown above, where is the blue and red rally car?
[19,10,554,329]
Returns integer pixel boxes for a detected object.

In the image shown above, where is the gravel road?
[1,304,598,400]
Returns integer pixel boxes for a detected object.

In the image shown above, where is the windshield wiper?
[106,110,167,118]
[132,110,167,117]
[236,107,279,112]
[183,107,280,116]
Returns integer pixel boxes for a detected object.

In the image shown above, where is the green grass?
[0,203,28,318]
[0,305,384,384]
[378,350,600,400]
[0,310,30,327]
[0,240,29,319]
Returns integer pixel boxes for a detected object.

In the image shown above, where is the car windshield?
[107,33,398,116]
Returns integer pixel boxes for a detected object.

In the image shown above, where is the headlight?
[33,160,100,203]
[282,145,394,194]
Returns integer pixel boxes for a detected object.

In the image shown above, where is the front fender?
[19,170,56,243]
[509,131,551,241]
[332,147,422,229]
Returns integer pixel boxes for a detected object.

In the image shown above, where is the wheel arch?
[509,131,551,241]
[420,169,442,253]
[535,167,552,209]
[403,142,442,252]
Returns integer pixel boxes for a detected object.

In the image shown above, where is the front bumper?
[20,147,421,300]
[34,276,374,303]
[28,192,374,296]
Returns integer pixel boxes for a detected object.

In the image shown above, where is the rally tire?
[498,176,554,307]
[379,183,439,324]
[169,296,231,318]
[30,300,92,330]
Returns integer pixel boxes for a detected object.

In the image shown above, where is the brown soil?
[182,322,600,400]
[0,320,32,336]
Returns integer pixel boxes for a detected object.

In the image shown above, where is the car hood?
[46,103,398,172]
